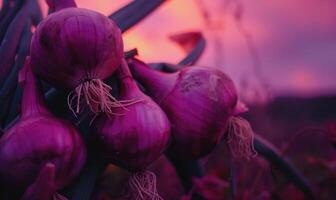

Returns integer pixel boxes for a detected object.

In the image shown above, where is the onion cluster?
[0,1,257,199]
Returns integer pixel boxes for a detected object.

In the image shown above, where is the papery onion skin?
[128,58,238,160]
[0,59,86,190]
[92,60,171,171]
[30,7,123,90]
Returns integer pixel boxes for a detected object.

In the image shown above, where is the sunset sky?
[4,0,336,100]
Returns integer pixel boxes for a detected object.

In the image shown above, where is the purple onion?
[128,58,257,160]
[30,6,124,115]
[0,58,86,198]
[92,59,170,199]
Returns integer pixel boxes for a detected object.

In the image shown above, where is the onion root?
[226,117,257,160]
[67,79,140,117]
[53,193,67,200]
[128,170,163,200]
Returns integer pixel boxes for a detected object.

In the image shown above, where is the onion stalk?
[92,59,170,199]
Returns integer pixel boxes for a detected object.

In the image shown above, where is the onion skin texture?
[92,60,171,171]
[0,59,86,191]
[128,58,238,159]
[30,7,123,90]
[0,115,86,189]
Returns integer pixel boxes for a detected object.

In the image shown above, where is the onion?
[30,5,124,116]
[128,58,257,160]
[0,58,86,199]
[92,59,170,199]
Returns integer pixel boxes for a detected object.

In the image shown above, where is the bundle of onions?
[30,1,125,116]
[92,59,171,199]
[128,58,257,160]
[0,58,86,199]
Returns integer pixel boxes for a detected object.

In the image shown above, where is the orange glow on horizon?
[290,69,317,92]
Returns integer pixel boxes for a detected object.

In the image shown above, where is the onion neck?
[117,59,138,97]
[21,63,49,117]
[128,58,177,103]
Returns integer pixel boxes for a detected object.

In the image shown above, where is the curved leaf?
[0,1,29,85]
[0,0,25,43]
[254,134,315,199]
[0,20,31,127]
[28,0,42,26]
[169,31,206,66]
[124,48,138,59]
[148,32,206,72]
[149,62,181,72]
[109,0,167,33]
[0,0,10,22]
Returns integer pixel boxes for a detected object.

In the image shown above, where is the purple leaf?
[148,32,206,72]
[0,0,10,22]
[173,32,206,66]
[28,0,42,26]
[0,0,25,42]
[109,0,167,33]
[0,20,31,127]
[254,134,315,199]
[0,1,29,86]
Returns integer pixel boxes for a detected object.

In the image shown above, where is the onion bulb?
[30,5,124,116]
[128,58,257,160]
[0,58,86,199]
[92,59,170,199]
